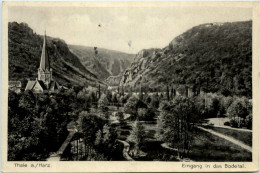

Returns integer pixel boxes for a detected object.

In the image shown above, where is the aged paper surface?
[1,1,259,172]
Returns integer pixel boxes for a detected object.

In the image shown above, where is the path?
[47,131,76,161]
[210,125,252,132]
[161,143,193,162]
[205,118,252,132]
[117,139,134,161]
[47,116,82,161]
[197,126,252,152]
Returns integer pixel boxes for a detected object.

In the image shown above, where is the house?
[8,81,22,93]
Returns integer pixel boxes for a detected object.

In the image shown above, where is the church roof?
[39,32,50,71]
[49,81,59,90]
[25,80,47,91]
[25,79,60,92]
[37,80,47,90]
[25,81,36,90]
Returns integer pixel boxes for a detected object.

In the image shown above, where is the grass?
[113,111,252,161]
[203,126,252,146]
[134,141,179,161]
[189,128,252,162]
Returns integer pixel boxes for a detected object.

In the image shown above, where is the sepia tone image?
[6,3,254,164]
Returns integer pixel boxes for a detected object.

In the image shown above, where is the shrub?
[224,121,230,126]
[244,115,252,130]
[230,119,238,128]
[227,97,251,128]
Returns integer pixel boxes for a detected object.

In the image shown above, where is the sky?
[8,6,252,54]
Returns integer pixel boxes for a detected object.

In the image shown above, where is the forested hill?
[120,21,252,98]
[8,22,103,87]
[68,45,135,80]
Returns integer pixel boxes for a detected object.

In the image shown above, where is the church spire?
[39,31,50,71]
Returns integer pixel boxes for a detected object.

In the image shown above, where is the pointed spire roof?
[39,31,50,71]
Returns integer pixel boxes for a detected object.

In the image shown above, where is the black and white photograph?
[2,1,259,172]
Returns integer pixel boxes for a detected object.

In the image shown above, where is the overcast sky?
[9,6,252,54]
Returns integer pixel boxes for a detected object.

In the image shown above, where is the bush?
[137,108,156,121]
[230,119,238,128]
[244,115,252,130]
[227,97,251,128]
[224,121,230,126]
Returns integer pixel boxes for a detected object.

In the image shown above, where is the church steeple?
[39,31,50,71]
[38,31,52,86]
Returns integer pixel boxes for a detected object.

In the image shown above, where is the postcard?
[1,1,259,172]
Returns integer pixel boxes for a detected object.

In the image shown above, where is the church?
[25,32,60,93]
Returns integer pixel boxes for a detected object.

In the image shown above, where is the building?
[8,81,22,93]
[25,32,59,93]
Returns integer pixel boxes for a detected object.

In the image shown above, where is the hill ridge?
[120,20,252,97]
[8,22,104,88]
[68,44,135,81]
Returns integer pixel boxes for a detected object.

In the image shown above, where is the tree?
[166,85,170,101]
[90,91,98,108]
[157,96,200,158]
[102,124,111,144]
[169,42,174,50]
[98,94,109,108]
[77,90,91,111]
[73,85,83,99]
[8,90,70,161]
[54,89,77,118]
[124,96,147,120]
[150,94,160,109]
[98,84,101,99]
[81,113,106,156]
[145,95,151,105]
[138,108,156,121]
[227,97,250,127]
[220,96,233,115]
[98,94,109,119]
[106,90,113,103]
[127,120,145,157]
[18,90,36,117]
[139,86,143,100]
[94,130,102,147]
[112,94,118,106]
[209,97,221,117]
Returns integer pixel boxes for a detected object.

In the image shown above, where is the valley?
[8,20,252,163]
[69,45,135,81]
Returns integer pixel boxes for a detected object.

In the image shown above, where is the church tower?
[38,32,52,88]
[25,31,59,93]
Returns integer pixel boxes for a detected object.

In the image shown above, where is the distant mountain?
[105,74,123,87]
[120,21,252,97]
[68,45,135,81]
[8,22,103,88]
